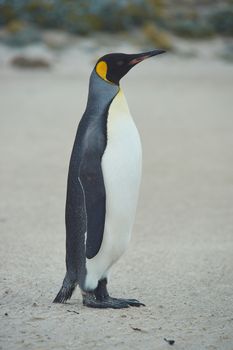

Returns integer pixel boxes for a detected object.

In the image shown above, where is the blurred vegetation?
[11,55,51,68]
[0,0,165,34]
[0,0,232,47]
[142,22,172,50]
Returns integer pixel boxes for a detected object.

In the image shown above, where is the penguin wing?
[79,150,106,259]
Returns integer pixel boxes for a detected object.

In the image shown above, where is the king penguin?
[53,49,165,308]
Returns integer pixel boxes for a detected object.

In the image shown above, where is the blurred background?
[1,1,233,350]
[0,0,233,65]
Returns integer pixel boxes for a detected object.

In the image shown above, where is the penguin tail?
[53,274,78,304]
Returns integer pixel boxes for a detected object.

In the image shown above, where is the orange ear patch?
[96,61,108,80]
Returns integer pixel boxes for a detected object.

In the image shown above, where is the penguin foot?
[108,297,145,307]
[86,278,146,309]
[83,293,129,309]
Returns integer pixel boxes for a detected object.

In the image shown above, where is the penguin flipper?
[79,153,106,260]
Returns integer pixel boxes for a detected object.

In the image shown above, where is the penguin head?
[95,49,165,85]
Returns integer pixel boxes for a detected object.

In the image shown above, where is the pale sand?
[0,46,233,350]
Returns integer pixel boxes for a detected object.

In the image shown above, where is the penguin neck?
[85,70,119,115]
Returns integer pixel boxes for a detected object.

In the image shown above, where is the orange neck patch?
[96,61,108,81]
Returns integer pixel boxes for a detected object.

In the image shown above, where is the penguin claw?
[110,297,145,307]
[83,295,129,309]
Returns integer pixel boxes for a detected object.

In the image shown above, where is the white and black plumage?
[53,50,165,308]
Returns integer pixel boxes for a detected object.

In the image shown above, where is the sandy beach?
[0,43,233,350]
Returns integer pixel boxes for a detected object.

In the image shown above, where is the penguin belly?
[85,90,142,290]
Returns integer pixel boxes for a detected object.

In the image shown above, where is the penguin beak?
[128,49,166,66]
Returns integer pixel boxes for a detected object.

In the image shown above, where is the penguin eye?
[117,60,124,66]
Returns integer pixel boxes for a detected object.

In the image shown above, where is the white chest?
[101,90,142,257]
[103,89,142,212]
